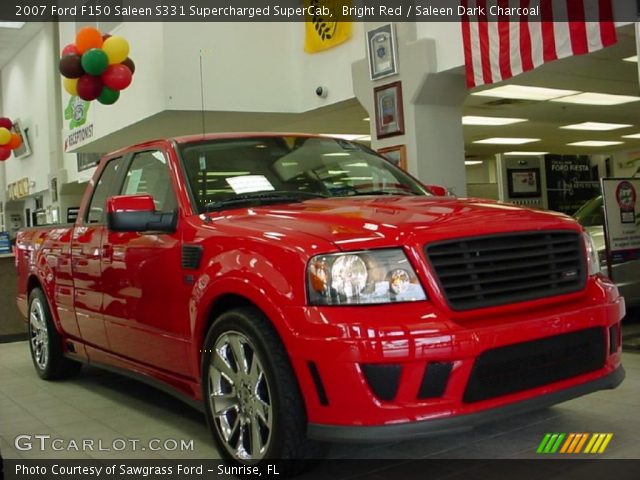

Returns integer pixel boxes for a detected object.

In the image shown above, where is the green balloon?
[98,86,120,105]
[81,48,109,76]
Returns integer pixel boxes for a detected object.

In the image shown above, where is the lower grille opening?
[464,328,606,403]
[418,362,453,399]
[608,324,620,355]
[307,362,329,406]
[361,364,402,401]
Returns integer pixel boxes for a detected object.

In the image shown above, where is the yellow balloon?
[102,36,130,65]
[63,77,78,96]
[0,127,10,145]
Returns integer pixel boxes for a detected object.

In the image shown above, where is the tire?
[202,306,327,474]
[28,288,81,380]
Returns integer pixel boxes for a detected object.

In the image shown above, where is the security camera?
[315,86,328,98]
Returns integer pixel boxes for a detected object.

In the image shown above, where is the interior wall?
[1,25,58,196]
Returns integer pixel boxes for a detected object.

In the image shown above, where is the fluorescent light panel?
[462,116,527,126]
[568,141,623,147]
[551,92,640,105]
[623,55,638,63]
[472,85,580,101]
[0,22,25,29]
[622,133,640,139]
[473,137,540,145]
[561,122,632,131]
[504,151,549,156]
[465,160,484,165]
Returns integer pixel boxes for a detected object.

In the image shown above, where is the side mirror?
[106,195,177,233]
[426,184,449,197]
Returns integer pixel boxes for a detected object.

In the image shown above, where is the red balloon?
[77,74,103,101]
[102,64,132,91]
[0,147,10,161]
[0,117,12,130]
[61,43,79,56]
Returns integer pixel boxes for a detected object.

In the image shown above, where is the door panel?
[102,150,191,377]
[72,157,124,349]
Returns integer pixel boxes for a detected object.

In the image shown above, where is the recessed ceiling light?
[473,137,540,145]
[622,133,640,139]
[0,22,25,29]
[465,160,484,165]
[472,85,580,101]
[462,116,527,126]
[561,122,633,131]
[623,55,638,62]
[504,151,549,156]
[568,141,624,147]
[551,92,640,105]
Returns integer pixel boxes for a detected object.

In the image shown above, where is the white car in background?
[574,196,640,307]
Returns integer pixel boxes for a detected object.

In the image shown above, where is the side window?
[86,157,123,224]
[121,151,177,212]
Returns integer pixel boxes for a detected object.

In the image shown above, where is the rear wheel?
[28,288,81,380]
[202,307,327,472]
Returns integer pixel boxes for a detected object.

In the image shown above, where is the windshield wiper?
[348,189,419,196]
[204,191,326,211]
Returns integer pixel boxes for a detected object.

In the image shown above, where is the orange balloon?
[75,27,103,54]
[7,133,22,150]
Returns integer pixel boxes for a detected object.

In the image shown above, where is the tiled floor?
[0,340,639,476]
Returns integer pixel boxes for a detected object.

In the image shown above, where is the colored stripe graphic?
[539,433,613,454]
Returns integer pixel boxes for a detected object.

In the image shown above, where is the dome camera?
[315,86,328,98]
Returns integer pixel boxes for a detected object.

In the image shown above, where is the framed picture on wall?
[374,81,405,139]
[367,23,398,80]
[378,145,407,171]
[507,168,541,198]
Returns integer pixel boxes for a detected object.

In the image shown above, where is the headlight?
[583,232,601,276]
[307,249,427,305]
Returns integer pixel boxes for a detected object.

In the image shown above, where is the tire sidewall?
[202,310,288,463]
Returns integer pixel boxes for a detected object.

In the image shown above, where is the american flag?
[461,0,617,88]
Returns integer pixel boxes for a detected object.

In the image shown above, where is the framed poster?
[378,145,407,171]
[374,81,405,139]
[367,23,398,80]
[507,168,541,198]
[601,178,640,272]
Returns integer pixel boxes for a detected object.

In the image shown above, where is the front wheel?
[202,307,326,472]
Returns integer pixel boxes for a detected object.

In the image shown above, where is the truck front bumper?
[282,276,625,442]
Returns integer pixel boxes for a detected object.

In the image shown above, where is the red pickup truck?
[17,134,624,469]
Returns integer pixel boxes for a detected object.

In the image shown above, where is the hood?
[205,196,582,251]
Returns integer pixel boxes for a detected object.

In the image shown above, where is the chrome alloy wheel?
[29,297,49,370]
[208,331,273,461]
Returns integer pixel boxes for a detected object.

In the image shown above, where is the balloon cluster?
[0,118,22,162]
[59,27,135,105]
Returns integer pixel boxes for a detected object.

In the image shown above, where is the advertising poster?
[545,155,600,215]
[602,178,640,265]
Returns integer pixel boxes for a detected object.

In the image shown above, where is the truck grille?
[425,231,586,311]
[463,328,606,403]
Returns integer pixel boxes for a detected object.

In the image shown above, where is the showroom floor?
[0,320,639,478]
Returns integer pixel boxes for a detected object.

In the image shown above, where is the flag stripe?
[461,0,617,88]
[477,0,493,84]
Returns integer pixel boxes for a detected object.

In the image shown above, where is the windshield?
[179,136,429,212]
[573,196,604,227]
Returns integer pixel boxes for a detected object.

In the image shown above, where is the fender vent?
[182,245,203,270]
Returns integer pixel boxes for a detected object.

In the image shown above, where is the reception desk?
[0,254,27,342]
